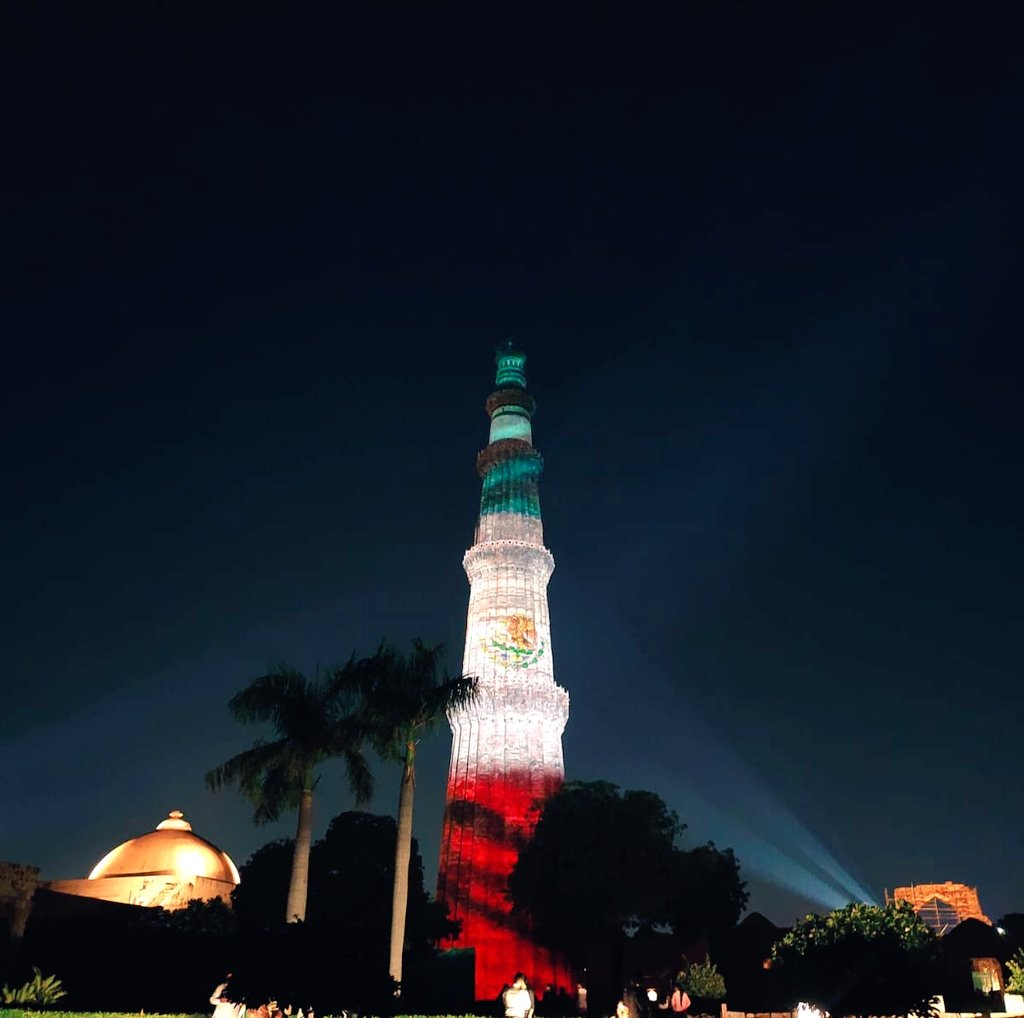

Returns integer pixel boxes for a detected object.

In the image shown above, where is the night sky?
[3,6,1021,926]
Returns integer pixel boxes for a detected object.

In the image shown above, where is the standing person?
[576,983,588,1015]
[620,980,647,1018]
[210,974,244,1018]
[503,972,535,1018]
[667,982,691,1015]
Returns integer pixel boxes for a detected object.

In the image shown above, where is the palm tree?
[204,663,373,923]
[355,640,478,992]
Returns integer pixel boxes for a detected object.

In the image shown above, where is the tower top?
[495,340,527,389]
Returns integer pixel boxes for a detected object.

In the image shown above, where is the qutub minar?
[437,344,571,999]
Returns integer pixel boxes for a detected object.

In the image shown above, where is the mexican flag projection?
[437,344,571,1000]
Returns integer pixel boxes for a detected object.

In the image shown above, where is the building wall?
[888,882,991,926]
[47,874,234,909]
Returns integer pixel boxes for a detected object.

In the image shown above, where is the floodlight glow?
[674,775,876,911]
[797,1003,829,1018]
[620,638,878,912]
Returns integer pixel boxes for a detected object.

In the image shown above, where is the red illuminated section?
[438,766,572,999]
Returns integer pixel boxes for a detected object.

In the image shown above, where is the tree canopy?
[228,811,457,1010]
[204,663,373,921]
[769,901,939,1018]
[1006,947,1024,995]
[231,811,455,950]
[348,639,477,990]
[508,780,748,972]
[999,913,1024,958]
[208,640,474,984]
[665,840,748,945]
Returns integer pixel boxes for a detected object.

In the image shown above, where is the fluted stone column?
[437,344,570,1000]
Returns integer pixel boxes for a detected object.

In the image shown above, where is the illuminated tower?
[437,344,570,999]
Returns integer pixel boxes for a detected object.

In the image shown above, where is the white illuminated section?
[453,510,568,742]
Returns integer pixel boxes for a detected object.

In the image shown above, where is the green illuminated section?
[480,457,542,518]
[495,344,527,388]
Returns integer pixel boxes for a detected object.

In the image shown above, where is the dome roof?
[88,810,240,885]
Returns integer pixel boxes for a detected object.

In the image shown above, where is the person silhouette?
[502,973,535,1018]
[210,974,244,1018]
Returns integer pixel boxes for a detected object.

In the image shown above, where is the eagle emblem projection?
[482,613,545,668]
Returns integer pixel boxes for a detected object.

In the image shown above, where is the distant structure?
[886,881,991,933]
[48,809,239,909]
[437,344,571,999]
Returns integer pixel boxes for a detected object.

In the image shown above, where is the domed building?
[48,810,240,909]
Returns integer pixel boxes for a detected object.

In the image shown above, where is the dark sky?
[2,5,1021,925]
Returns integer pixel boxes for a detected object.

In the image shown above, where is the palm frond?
[228,667,308,727]
[249,760,302,824]
[212,656,384,827]
[204,738,288,792]
[341,744,374,805]
[352,639,480,756]
[204,737,303,824]
[322,654,366,710]
[422,673,478,720]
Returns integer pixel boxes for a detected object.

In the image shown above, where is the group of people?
[211,967,688,1018]
[210,974,313,1018]
[500,973,590,1018]
[617,975,692,1018]
[501,969,690,1018]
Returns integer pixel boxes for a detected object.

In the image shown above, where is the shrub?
[1,969,68,1008]
[681,960,726,1001]
[1007,948,1024,995]
[769,901,939,1018]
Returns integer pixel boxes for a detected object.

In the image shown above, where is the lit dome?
[88,810,241,885]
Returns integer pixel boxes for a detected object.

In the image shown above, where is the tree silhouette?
[509,781,748,980]
[353,640,477,992]
[205,664,373,922]
[769,901,939,1018]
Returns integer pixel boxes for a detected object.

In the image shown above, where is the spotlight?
[796,1003,829,1018]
